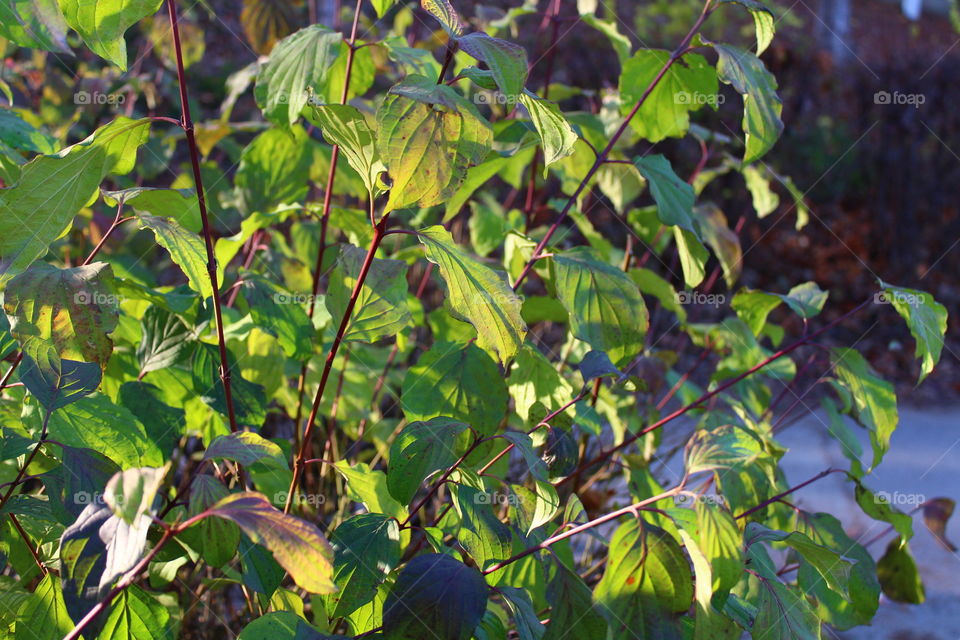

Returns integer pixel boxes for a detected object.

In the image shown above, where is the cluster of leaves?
[0,0,951,638]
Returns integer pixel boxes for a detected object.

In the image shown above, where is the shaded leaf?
[383,553,488,640]
[387,417,470,505]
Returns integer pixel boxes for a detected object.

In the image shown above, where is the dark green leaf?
[383,553,488,640]
[387,417,470,505]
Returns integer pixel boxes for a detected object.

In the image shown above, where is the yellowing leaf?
[203,492,335,594]
[417,226,525,363]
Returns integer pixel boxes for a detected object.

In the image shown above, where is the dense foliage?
[0,0,951,638]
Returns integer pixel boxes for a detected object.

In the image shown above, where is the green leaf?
[333,461,407,521]
[619,50,718,142]
[553,247,648,367]
[880,283,948,383]
[697,203,742,288]
[402,341,508,436]
[712,43,783,164]
[201,492,335,594]
[326,244,412,344]
[18,339,102,410]
[420,0,463,37]
[15,574,73,640]
[326,513,401,618]
[135,306,190,374]
[239,612,338,639]
[518,91,578,174]
[831,348,898,470]
[851,478,914,541]
[877,538,925,604]
[745,522,854,596]
[98,585,170,640]
[234,125,312,216]
[500,587,544,640]
[0,0,70,53]
[731,289,781,336]
[594,519,692,637]
[137,213,215,299]
[242,275,314,358]
[777,281,828,318]
[685,424,761,475]
[0,117,149,282]
[187,475,239,568]
[633,154,698,236]
[192,342,267,428]
[796,512,879,629]
[48,394,164,468]
[458,33,528,99]
[4,261,119,367]
[383,553,488,640]
[694,501,742,596]
[378,77,492,213]
[718,0,775,54]
[673,227,710,289]
[751,579,819,640]
[102,186,201,233]
[387,417,470,505]
[307,104,385,194]
[57,0,163,70]
[204,431,286,468]
[508,344,574,421]
[254,25,343,127]
[741,162,779,217]
[371,0,395,17]
[451,484,513,568]
[418,226,526,363]
[542,562,607,640]
[511,480,560,533]
[103,466,167,525]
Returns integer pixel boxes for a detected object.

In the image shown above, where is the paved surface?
[776,405,960,639]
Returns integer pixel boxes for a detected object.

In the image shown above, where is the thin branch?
[286,214,391,513]
[735,468,844,520]
[510,0,716,291]
[167,0,238,432]
[482,485,684,574]
[560,299,871,485]
[294,0,366,433]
